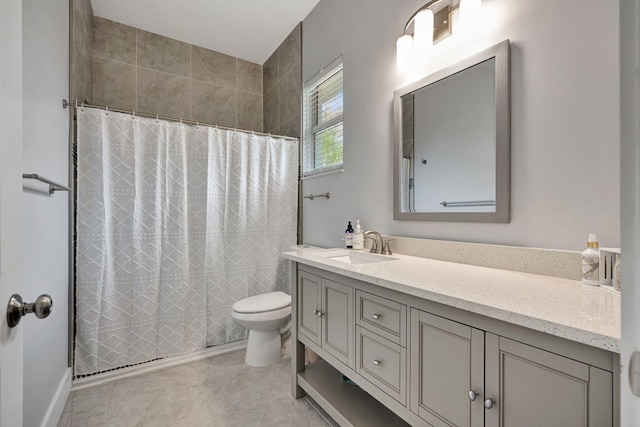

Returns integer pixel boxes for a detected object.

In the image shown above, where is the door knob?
[7,294,52,328]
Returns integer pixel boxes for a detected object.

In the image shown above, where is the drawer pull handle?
[484,398,495,409]
[372,313,382,320]
[468,390,479,401]
[372,359,382,366]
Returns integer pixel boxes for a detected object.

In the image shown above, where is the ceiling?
[90,0,320,64]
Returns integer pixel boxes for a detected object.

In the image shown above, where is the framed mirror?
[393,39,510,222]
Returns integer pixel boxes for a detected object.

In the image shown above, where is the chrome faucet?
[363,230,382,253]
[364,230,394,255]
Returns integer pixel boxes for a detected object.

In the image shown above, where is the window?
[302,56,344,177]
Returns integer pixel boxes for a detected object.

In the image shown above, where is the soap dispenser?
[581,233,600,286]
[353,220,364,250]
[345,221,354,249]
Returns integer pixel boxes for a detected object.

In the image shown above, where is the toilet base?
[245,329,282,367]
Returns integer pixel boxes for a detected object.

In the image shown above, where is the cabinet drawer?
[356,326,407,405]
[357,291,407,346]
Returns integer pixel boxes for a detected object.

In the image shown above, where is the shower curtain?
[74,107,298,376]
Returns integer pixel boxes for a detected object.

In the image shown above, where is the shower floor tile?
[58,351,332,427]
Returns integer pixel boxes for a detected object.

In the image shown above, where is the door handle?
[7,294,52,327]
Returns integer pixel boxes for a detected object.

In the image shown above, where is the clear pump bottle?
[353,220,364,250]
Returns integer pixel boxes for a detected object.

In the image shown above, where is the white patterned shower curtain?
[74,107,298,376]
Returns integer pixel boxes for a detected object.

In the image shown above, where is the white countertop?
[283,248,621,353]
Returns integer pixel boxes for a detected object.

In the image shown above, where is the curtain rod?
[63,99,300,142]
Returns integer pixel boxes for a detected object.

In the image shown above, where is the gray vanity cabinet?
[484,334,613,427]
[292,265,616,427]
[410,309,484,427]
[410,308,613,427]
[297,270,355,368]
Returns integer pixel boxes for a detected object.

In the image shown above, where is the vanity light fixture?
[396,0,482,71]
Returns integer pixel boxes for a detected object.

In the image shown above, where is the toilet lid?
[232,291,291,313]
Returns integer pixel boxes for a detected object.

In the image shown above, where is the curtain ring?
[132,110,136,119]
[156,114,159,122]
[196,121,199,128]
[105,106,109,115]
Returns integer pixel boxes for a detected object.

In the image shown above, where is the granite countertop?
[282,248,621,353]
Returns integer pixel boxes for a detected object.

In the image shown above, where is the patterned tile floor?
[58,351,331,427]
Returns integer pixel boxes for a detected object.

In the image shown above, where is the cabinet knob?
[468,390,479,401]
[313,309,319,315]
[484,398,495,409]
[317,311,324,317]
[372,359,382,366]
[372,313,382,320]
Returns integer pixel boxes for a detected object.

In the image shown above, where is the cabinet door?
[322,279,354,368]
[410,309,484,427]
[485,334,613,427]
[297,270,321,346]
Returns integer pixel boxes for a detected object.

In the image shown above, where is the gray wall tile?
[137,30,190,77]
[191,80,236,128]
[93,57,135,110]
[282,114,301,139]
[137,68,190,118]
[237,59,262,95]
[237,91,263,132]
[71,1,93,103]
[73,0,91,15]
[192,46,236,88]
[263,86,278,133]
[277,24,301,78]
[263,51,278,94]
[89,20,289,134]
[93,17,136,64]
[262,24,301,139]
[278,63,301,124]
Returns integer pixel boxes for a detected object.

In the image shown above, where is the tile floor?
[58,351,331,427]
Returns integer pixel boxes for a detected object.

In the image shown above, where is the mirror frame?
[393,39,511,223]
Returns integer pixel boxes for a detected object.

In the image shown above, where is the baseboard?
[41,367,72,427]
[72,340,247,391]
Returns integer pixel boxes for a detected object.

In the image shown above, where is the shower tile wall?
[71,0,93,103]
[92,17,264,132]
[263,24,302,138]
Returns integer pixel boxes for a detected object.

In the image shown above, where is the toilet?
[231,291,292,367]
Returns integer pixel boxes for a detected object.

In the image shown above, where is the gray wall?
[23,0,71,425]
[301,0,620,251]
[92,17,263,131]
[263,23,302,138]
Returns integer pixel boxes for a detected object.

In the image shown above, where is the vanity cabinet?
[292,264,617,427]
[410,309,484,426]
[355,291,408,405]
[297,270,354,368]
[484,334,613,427]
[411,309,613,427]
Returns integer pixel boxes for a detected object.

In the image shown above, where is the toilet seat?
[232,291,291,314]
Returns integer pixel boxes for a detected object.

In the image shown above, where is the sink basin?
[314,250,397,265]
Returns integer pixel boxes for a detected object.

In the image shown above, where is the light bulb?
[396,34,413,71]
[413,9,434,52]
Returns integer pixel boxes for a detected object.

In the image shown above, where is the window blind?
[302,56,344,177]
